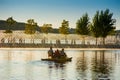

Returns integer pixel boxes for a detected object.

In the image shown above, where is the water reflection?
[76,51,88,79]
[75,50,120,80]
[43,60,67,80]
[0,49,120,80]
[91,51,113,79]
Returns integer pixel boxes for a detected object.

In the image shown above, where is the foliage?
[5,17,16,33]
[90,11,101,38]
[41,24,52,34]
[99,9,116,38]
[90,11,101,45]
[25,19,37,34]
[59,20,69,35]
[76,13,89,36]
[76,13,89,44]
[90,9,116,44]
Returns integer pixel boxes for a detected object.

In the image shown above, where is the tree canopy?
[25,19,37,34]
[76,13,89,36]
[90,11,101,45]
[59,20,69,35]
[99,9,116,38]
[41,24,52,34]
[76,13,90,44]
[90,9,116,44]
[5,17,16,33]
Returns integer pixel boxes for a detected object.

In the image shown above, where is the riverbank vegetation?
[0,9,118,46]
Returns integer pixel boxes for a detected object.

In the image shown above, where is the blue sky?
[0,0,120,29]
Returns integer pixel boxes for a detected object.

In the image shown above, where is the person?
[48,47,54,58]
[60,48,67,58]
[54,49,61,58]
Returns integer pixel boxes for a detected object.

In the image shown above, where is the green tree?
[59,20,69,43]
[25,19,37,34]
[5,17,16,33]
[99,9,116,45]
[24,19,37,43]
[76,13,89,44]
[90,11,101,45]
[41,24,52,34]
[41,24,52,44]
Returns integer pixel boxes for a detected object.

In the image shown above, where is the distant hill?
[0,20,75,33]
[0,20,40,32]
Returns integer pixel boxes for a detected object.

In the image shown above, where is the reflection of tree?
[76,51,87,79]
[92,51,99,72]
[47,62,53,80]
[114,52,118,63]
[91,50,112,76]
[99,50,110,74]
[48,63,66,80]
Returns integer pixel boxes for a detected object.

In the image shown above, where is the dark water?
[0,49,120,80]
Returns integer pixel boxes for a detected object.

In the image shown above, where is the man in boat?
[48,47,54,58]
[60,48,67,58]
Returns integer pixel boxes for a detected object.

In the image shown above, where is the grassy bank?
[0,43,120,49]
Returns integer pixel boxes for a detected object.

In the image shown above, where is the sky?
[0,0,120,29]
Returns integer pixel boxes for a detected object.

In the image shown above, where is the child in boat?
[48,47,54,58]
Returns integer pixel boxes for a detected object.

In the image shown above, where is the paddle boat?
[41,47,72,63]
[41,57,72,63]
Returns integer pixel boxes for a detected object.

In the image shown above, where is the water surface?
[0,48,120,80]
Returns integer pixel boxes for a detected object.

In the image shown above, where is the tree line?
[4,9,116,45]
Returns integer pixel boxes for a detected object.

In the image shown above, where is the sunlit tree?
[99,9,116,45]
[41,24,52,34]
[59,20,69,44]
[90,9,116,45]
[25,19,37,34]
[90,11,101,45]
[25,19,37,43]
[41,24,52,44]
[76,13,89,44]
[5,17,16,33]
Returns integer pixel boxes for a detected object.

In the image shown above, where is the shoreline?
[0,43,120,50]
[0,47,120,50]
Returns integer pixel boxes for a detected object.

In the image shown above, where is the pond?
[0,48,120,80]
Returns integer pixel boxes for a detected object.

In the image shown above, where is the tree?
[24,19,37,43]
[98,9,116,45]
[25,19,37,34]
[5,17,16,33]
[76,13,89,44]
[41,24,52,34]
[59,20,69,43]
[41,24,52,44]
[90,11,101,45]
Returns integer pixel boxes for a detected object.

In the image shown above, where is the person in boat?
[54,49,61,59]
[60,48,67,58]
[48,47,54,58]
